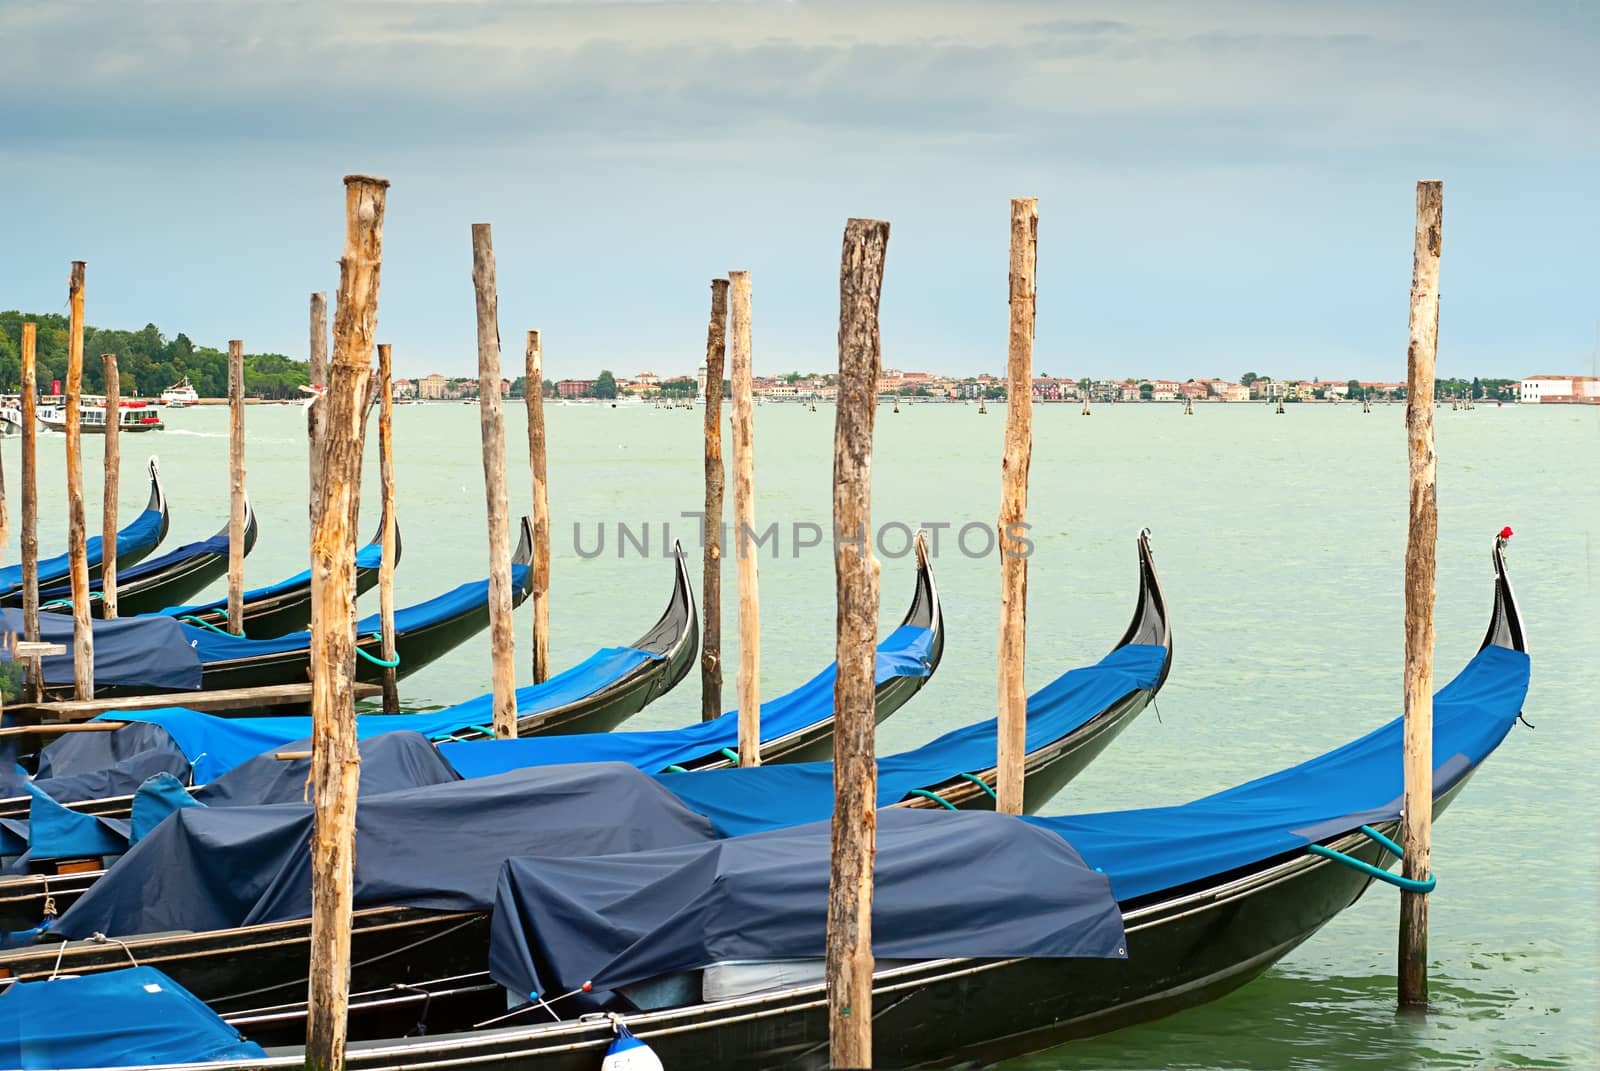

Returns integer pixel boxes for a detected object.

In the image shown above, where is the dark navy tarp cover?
[0,966,264,1068]
[52,762,716,939]
[1030,645,1531,901]
[27,721,190,804]
[659,642,1166,837]
[0,610,201,691]
[158,539,383,618]
[183,564,529,664]
[443,624,938,779]
[0,504,165,598]
[490,808,1126,999]
[194,730,460,806]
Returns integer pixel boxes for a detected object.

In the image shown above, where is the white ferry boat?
[37,400,165,433]
[160,376,200,407]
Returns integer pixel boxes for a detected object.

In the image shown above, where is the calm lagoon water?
[8,398,1596,1068]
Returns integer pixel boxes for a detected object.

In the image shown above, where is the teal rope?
[357,636,401,669]
[906,788,957,810]
[1306,824,1436,894]
[177,614,243,637]
[718,747,740,763]
[956,772,997,799]
[661,764,689,774]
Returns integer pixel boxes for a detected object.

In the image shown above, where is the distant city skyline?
[2,2,1594,382]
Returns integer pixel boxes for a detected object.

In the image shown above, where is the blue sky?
[1,0,1594,381]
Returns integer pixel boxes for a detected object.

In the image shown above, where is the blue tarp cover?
[0,966,265,1068]
[489,808,1127,999]
[38,533,226,603]
[26,722,190,804]
[158,540,383,618]
[52,761,716,939]
[0,610,202,691]
[193,730,461,807]
[443,624,937,779]
[21,784,129,862]
[0,505,165,597]
[658,642,1166,837]
[184,563,528,664]
[1031,644,1532,901]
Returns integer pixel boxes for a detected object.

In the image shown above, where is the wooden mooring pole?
[376,343,400,713]
[1400,179,1442,1009]
[701,278,729,721]
[997,198,1037,816]
[64,262,94,701]
[305,173,387,1071]
[826,218,890,1070]
[728,270,760,764]
[471,223,517,739]
[227,340,246,635]
[525,330,551,685]
[19,325,41,698]
[100,354,120,619]
[308,292,328,529]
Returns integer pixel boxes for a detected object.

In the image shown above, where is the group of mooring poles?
[0,177,1436,1069]
[3,268,255,708]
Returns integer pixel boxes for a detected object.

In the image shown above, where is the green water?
[8,399,1596,1068]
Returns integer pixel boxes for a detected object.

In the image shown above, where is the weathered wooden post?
[305,173,387,1071]
[308,293,328,529]
[64,263,94,701]
[227,340,246,635]
[1400,179,1442,1009]
[19,325,41,698]
[826,218,890,1069]
[99,354,121,618]
[728,270,760,764]
[470,223,517,738]
[524,330,551,685]
[997,198,1037,816]
[376,343,400,713]
[701,278,729,721]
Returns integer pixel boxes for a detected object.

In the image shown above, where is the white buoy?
[602,1023,664,1071]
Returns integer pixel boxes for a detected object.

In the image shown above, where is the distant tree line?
[0,311,310,399]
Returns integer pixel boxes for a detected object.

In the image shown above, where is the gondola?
[0,549,939,919]
[0,542,937,838]
[0,536,1160,1039]
[42,529,1522,1070]
[17,518,530,700]
[39,497,260,620]
[0,459,169,604]
[155,508,396,637]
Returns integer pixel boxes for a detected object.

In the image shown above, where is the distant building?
[418,373,448,400]
[394,378,417,399]
[556,379,591,399]
[697,363,709,398]
[1521,375,1600,404]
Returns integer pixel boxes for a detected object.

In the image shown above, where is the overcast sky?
[2,0,1594,381]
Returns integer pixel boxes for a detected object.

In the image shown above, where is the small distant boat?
[160,376,200,408]
[36,400,165,433]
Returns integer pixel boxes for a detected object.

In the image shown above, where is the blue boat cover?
[0,610,202,691]
[51,762,716,939]
[1031,644,1532,901]
[0,504,165,598]
[489,808,1127,999]
[658,642,1166,837]
[38,533,227,604]
[431,644,666,743]
[158,539,384,619]
[20,784,130,862]
[129,773,203,844]
[181,563,528,664]
[443,624,938,779]
[0,966,265,1068]
[26,721,191,804]
[193,730,461,806]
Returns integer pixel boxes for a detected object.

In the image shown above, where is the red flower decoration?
[1499,526,1515,540]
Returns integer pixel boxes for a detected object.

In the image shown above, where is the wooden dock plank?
[5,681,384,725]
